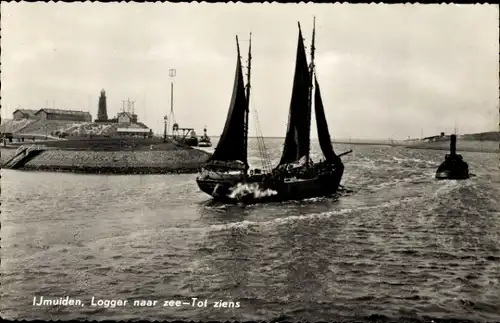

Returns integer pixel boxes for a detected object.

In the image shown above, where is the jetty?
[0,137,211,174]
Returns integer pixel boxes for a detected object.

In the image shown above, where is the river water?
[1,138,499,321]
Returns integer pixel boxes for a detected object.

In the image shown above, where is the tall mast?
[246,33,252,113]
[243,32,252,173]
[171,82,174,119]
[310,17,316,76]
[306,17,316,165]
[168,69,176,137]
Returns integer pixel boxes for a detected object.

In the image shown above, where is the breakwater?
[1,148,211,174]
[406,140,499,153]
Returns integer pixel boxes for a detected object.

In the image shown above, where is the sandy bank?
[1,148,212,174]
[406,140,499,153]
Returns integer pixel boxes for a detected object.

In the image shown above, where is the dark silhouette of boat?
[196,19,352,203]
[198,127,212,147]
[435,134,470,180]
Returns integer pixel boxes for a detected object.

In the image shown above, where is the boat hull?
[196,167,343,204]
[198,141,212,147]
[435,169,470,180]
[176,137,198,147]
[196,176,243,200]
[435,155,470,180]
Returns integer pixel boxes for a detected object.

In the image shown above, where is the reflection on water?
[1,138,499,322]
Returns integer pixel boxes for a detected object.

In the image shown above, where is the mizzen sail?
[209,37,249,168]
[278,25,312,166]
[314,76,340,164]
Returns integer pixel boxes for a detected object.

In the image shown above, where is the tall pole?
[306,17,316,166]
[310,17,316,75]
[168,68,176,137]
[128,100,135,117]
[163,115,167,142]
[169,82,173,137]
[243,33,251,174]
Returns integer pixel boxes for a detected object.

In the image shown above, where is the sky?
[1,3,498,140]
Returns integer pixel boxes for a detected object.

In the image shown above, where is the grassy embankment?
[0,137,212,174]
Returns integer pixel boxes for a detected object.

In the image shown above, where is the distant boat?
[196,19,352,203]
[435,134,470,180]
[198,127,212,147]
[176,128,198,147]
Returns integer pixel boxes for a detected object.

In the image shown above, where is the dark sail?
[314,76,339,164]
[209,38,249,167]
[278,26,312,165]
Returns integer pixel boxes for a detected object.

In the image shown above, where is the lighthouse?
[97,89,108,121]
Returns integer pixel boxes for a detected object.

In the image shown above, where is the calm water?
[1,138,499,321]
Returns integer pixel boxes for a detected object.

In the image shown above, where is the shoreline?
[404,140,499,154]
[333,140,499,154]
[405,146,499,153]
[18,164,203,175]
[2,138,497,175]
[1,145,212,175]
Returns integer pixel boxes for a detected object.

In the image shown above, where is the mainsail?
[209,37,249,169]
[314,76,339,164]
[278,25,312,166]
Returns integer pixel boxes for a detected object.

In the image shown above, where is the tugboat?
[198,127,212,147]
[435,134,470,180]
[196,19,352,203]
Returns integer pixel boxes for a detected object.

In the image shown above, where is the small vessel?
[170,123,198,146]
[196,19,352,203]
[198,127,212,147]
[185,129,199,147]
[435,134,470,180]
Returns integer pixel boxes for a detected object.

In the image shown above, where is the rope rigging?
[250,100,273,174]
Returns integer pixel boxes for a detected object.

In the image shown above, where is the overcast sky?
[1,3,498,139]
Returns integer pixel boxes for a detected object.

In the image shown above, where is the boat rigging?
[196,19,352,203]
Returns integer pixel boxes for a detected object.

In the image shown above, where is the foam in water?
[227,182,278,200]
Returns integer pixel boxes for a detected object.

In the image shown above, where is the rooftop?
[13,109,38,117]
[37,109,91,116]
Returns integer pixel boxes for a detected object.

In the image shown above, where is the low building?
[13,109,38,120]
[116,123,152,137]
[35,109,92,122]
[117,112,138,124]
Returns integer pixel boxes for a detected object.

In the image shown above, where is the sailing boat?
[196,19,351,203]
[196,34,251,198]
